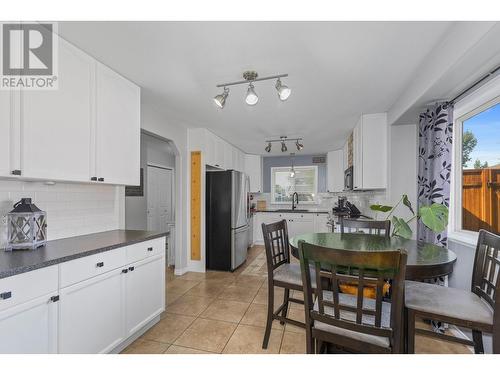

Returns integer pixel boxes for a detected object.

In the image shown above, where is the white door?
[21,38,94,182]
[0,293,58,354]
[147,166,174,232]
[95,62,140,185]
[125,255,165,336]
[58,268,125,354]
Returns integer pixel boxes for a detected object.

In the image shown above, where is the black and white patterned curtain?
[417,102,453,248]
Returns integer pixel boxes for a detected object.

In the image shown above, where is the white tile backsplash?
[0,180,123,248]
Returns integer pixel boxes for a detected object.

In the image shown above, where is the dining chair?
[405,229,500,354]
[340,217,391,238]
[298,240,407,354]
[261,220,316,349]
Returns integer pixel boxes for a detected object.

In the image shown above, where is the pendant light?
[213,87,229,109]
[275,78,291,101]
[295,139,304,151]
[245,83,258,106]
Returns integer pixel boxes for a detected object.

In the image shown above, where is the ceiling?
[58,21,454,154]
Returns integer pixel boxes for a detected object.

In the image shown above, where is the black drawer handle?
[0,291,12,300]
[50,295,59,303]
[96,262,104,268]
[128,266,135,272]
[98,177,105,182]
[147,247,153,252]
[90,176,98,181]
[122,269,128,274]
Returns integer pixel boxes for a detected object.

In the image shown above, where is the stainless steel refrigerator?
[206,170,250,271]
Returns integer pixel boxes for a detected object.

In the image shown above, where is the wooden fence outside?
[462,168,500,234]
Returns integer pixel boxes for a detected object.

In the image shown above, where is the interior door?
[21,37,93,182]
[147,166,174,232]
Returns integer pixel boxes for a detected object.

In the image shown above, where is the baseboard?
[174,267,189,276]
[110,314,162,354]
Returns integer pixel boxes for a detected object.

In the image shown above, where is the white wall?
[387,124,418,238]
[0,180,122,248]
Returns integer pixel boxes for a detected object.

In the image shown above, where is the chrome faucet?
[292,192,299,211]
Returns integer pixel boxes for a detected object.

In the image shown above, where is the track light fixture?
[213,87,229,109]
[214,71,290,108]
[264,136,304,153]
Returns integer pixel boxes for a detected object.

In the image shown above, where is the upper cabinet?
[352,113,387,190]
[95,63,140,185]
[0,33,140,186]
[326,150,343,193]
[244,154,262,193]
[21,38,94,182]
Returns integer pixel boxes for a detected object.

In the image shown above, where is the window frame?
[450,74,500,246]
[270,165,318,205]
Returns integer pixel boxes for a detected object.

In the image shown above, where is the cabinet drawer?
[126,238,165,265]
[59,248,127,288]
[0,266,58,312]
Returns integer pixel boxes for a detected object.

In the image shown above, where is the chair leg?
[406,309,416,354]
[472,330,484,354]
[262,284,274,349]
[305,325,314,354]
[315,340,324,354]
[280,288,290,325]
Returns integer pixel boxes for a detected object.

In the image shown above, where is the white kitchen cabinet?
[245,154,262,193]
[0,89,21,178]
[21,38,94,182]
[327,150,344,193]
[253,212,317,243]
[58,267,125,354]
[286,216,314,238]
[352,113,387,190]
[214,136,225,169]
[94,63,140,185]
[0,293,58,354]
[342,141,349,172]
[313,213,330,233]
[224,142,234,170]
[125,255,164,336]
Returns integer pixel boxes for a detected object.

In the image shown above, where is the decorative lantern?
[6,198,47,251]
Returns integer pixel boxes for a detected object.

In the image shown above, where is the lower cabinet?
[58,268,125,354]
[125,255,165,337]
[286,217,314,238]
[313,213,330,233]
[0,293,58,354]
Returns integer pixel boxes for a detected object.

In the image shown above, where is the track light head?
[213,87,229,109]
[275,78,291,101]
[281,141,287,152]
[295,139,304,151]
[245,83,258,106]
[265,142,272,153]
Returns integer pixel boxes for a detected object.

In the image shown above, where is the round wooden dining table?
[289,232,457,281]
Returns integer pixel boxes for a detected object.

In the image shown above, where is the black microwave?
[344,166,353,190]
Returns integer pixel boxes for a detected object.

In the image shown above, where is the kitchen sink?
[275,209,310,212]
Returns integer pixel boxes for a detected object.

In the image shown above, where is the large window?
[271,166,318,204]
[452,91,500,241]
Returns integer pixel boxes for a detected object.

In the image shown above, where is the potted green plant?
[370,194,448,239]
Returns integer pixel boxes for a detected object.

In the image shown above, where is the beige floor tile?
[166,292,183,306]
[175,272,209,282]
[174,318,237,353]
[205,271,237,281]
[166,294,215,316]
[164,345,215,354]
[200,299,250,323]
[252,285,285,305]
[186,280,227,298]
[121,339,169,354]
[415,334,472,354]
[231,275,266,289]
[141,313,196,344]
[166,279,200,295]
[220,285,259,303]
[240,303,284,330]
[280,331,307,354]
[284,308,306,333]
[223,324,283,354]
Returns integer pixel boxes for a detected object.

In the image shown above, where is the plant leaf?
[402,194,415,215]
[418,203,449,233]
[370,204,393,212]
[392,216,412,239]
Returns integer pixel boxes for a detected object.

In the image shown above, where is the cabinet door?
[204,130,216,166]
[353,120,363,190]
[59,268,125,354]
[0,89,21,177]
[224,142,233,170]
[313,214,330,233]
[95,63,140,185]
[0,293,58,354]
[21,38,93,182]
[361,114,387,189]
[327,150,343,193]
[125,255,165,336]
[215,137,225,168]
[287,218,314,238]
[245,154,262,193]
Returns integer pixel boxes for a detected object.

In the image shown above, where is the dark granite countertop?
[254,209,330,214]
[0,230,167,279]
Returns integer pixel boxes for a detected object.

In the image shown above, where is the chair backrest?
[298,240,407,352]
[471,230,500,315]
[262,220,291,272]
[340,217,391,238]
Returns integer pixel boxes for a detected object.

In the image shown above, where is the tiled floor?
[121,245,472,354]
